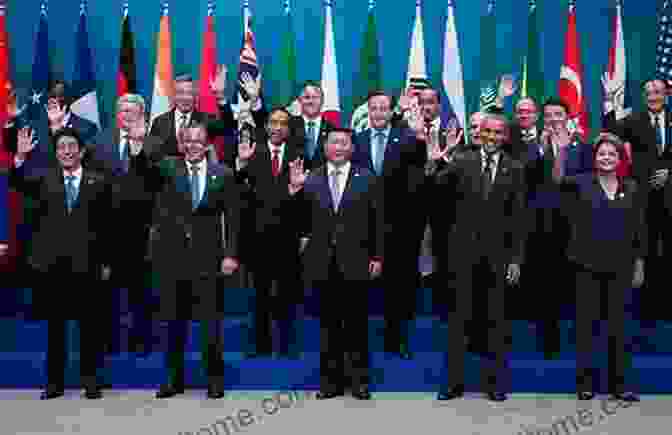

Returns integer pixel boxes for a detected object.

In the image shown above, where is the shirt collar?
[303,115,321,127]
[176,109,192,119]
[186,158,207,173]
[327,160,351,176]
[371,125,391,137]
[63,165,83,179]
[480,147,501,161]
[650,110,665,122]
[268,142,285,153]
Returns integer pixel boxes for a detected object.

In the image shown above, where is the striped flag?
[442,0,465,130]
[558,0,589,140]
[478,0,498,112]
[320,0,341,127]
[518,0,544,110]
[117,2,136,97]
[0,0,9,169]
[149,2,174,125]
[351,0,381,133]
[71,1,100,129]
[405,0,427,91]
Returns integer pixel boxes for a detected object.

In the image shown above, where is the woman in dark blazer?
[556,132,645,402]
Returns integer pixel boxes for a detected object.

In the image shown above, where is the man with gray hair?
[88,93,164,357]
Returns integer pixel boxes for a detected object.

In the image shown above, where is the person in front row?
[288,128,383,400]
[11,127,113,400]
[431,113,525,402]
[137,122,243,399]
[553,132,644,402]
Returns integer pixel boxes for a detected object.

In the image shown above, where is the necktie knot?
[65,175,75,184]
[190,165,199,174]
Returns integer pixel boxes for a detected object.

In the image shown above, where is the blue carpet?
[1,316,671,393]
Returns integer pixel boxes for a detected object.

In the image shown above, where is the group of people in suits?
[1,68,663,404]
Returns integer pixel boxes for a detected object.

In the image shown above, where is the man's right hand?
[288,158,309,194]
[238,138,256,162]
[16,127,36,159]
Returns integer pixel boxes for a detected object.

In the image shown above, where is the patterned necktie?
[374,131,386,175]
[65,175,77,212]
[177,112,188,137]
[553,146,567,179]
[482,153,495,199]
[306,121,317,159]
[271,148,281,177]
[655,114,664,154]
[190,165,200,210]
[330,169,342,211]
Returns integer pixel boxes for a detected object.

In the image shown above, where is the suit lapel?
[317,166,336,214]
[335,165,358,215]
[175,160,193,209]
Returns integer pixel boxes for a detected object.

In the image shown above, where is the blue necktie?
[190,165,201,210]
[119,135,129,173]
[374,131,386,175]
[655,115,664,154]
[306,121,317,159]
[65,175,77,212]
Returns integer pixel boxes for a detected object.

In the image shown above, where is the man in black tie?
[11,127,112,400]
[235,108,303,358]
[508,97,540,163]
[432,113,525,402]
[603,78,672,345]
[287,128,383,400]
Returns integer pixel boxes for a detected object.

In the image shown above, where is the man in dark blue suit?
[44,80,98,147]
[353,91,426,359]
[88,94,163,357]
[288,128,383,400]
[523,97,593,358]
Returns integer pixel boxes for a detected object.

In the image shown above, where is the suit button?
[185,232,192,240]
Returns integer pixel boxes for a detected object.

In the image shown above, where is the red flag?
[0,1,21,272]
[558,0,589,141]
[320,0,341,127]
[117,3,136,97]
[198,2,217,115]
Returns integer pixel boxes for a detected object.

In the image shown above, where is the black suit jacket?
[234,140,302,273]
[560,173,647,274]
[149,109,212,157]
[289,116,337,170]
[205,102,269,167]
[9,164,112,273]
[436,150,526,268]
[296,164,384,285]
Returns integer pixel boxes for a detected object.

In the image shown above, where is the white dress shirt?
[63,166,84,193]
[327,160,351,200]
[650,111,666,152]
[370,125,391,167]
[186,158,207,204]
[480,148,501,182]
[175,110,193,137]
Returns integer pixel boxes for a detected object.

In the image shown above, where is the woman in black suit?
[556,132,645,402]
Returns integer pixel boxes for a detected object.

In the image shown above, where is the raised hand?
[238,134,256,162]
[288,158,309,191]
[601,72,625,101]
[240,72,261,103]
[46,104,66,130]
[16,127,36,157]
[221,257,239,275]
[210,64,228,99]
[498,74,517,99]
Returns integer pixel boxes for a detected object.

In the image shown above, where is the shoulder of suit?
[351,165,372,177]
[211,162,234,177]
[82,167,108,183]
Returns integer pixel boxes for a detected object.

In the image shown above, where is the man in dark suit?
[507,97,540,164]
[140,122,242,399]
[603,78,672,337]
[352,91,426,359]
[432,113,525,402]
[523,97,592,358]
[288,82,337,170]
[88,93,162,356]
[234,108,303,358]
[44,80,99,145]
[11,127,112,400]
[287,128,383,400]
[149,74,213,158]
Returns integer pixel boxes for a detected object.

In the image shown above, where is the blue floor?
[1,316,671,393]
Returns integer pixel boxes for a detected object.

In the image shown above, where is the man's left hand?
[506,263,521,285]
[0,243,8,257]
[221,257,239,275]
[369,260,382,278]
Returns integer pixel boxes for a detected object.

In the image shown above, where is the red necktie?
[272,148,280,177]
